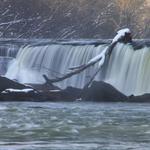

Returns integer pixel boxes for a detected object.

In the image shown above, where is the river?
[0,102,150,150]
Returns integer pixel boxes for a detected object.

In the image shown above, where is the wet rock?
[1,76,150,103]
[119,32,132,44]
[82,81,127,102]
[128,94,150,103]
[0,76,27,92]
[59,87,82,101]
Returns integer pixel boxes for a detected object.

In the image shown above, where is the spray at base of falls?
[5,43,150,96]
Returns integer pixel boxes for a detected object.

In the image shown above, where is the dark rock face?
[0,91,40,102]
[49,81,128,102]
[82,81,127,102]
[119,32,132,44]
[0,76,27,93]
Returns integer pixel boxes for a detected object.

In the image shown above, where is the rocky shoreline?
[0,76,150,103]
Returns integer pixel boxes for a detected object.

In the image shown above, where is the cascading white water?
[105,44,150,96]
[0,45,19,57]
[0,44,19,75]
[5,42,150,96]
[5,44,107,87]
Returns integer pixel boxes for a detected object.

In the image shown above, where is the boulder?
[0,76,28,92]
[82,81,127,102]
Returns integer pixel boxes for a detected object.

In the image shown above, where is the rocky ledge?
[0,76,150,102]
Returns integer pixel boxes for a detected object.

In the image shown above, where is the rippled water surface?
[0,102,150,150]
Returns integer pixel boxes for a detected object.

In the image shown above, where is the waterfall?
[0,45,19,57]
[0,44,20,75]
[5,44,107,87]
[5,42,150,96]
[105,44,150,96]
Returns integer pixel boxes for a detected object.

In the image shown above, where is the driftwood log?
[43,29,132,86]
[43,42,117,85]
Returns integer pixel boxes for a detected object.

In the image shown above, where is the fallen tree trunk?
[43,42,117,84]
[43,28,132,85]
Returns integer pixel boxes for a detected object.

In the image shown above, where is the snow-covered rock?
[87,28,131,67]
[112,28,131,44]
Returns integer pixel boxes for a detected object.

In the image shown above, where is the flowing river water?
[0,102,150,150]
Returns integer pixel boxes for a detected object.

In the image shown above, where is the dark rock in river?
[82,81,128,102]
[0,76,27,92]
[1,76,150,103]
[59,86,82,101]
[128,94,150,103]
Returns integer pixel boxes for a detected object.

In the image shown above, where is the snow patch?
[112,28,131,43]
[49,90,61,92]
[2,88,36,94]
